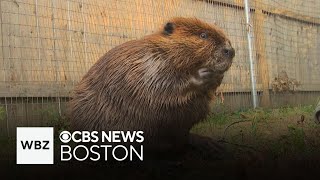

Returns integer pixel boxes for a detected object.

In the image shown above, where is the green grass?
[39,105,70,134]
[0,106,6,121]
[191,105,320,159]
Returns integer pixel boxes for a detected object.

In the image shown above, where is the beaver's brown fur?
[69,17,234,149]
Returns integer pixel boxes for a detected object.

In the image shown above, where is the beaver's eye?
[200,32,208,39]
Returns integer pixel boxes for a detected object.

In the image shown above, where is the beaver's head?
[157,17,234,74]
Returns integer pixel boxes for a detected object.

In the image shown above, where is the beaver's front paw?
[198,68,214,80]
[190,68,214,86]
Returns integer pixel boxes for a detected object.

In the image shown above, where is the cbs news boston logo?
[16,127,54,164]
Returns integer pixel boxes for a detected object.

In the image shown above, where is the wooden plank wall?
[0,0,317,96]
[0,0,255,97]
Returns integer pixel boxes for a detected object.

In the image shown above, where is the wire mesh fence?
[0,0,319,137]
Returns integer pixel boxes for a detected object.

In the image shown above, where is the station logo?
[16,127,54,164]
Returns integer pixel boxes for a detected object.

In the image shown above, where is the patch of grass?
[250,118,258,137]
[0,137,15,162]
[208,113,232,125]
[272,105,314,120]
[40,106,70,134]
[0,106,6,121]
[192,105,320,159]
[270,125,307,159]
[287,125,306,152]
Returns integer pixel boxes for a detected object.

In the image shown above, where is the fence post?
[244,0,258,108]
[253,4,271,107]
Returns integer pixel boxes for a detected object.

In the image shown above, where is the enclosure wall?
[0,0,319,136]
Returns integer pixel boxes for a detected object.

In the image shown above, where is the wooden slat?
[253,5,271,106]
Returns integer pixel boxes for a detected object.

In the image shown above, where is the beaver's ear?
[163,22,175,35]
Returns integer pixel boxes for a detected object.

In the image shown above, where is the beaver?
[69,17,234,153]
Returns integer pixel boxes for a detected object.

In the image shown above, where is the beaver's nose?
[223,47,235,59]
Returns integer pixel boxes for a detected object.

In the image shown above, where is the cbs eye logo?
[59,131,99,143]
[59,131,71,143]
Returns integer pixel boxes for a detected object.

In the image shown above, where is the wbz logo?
[20,140,50,150]
[16,127,54,164]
